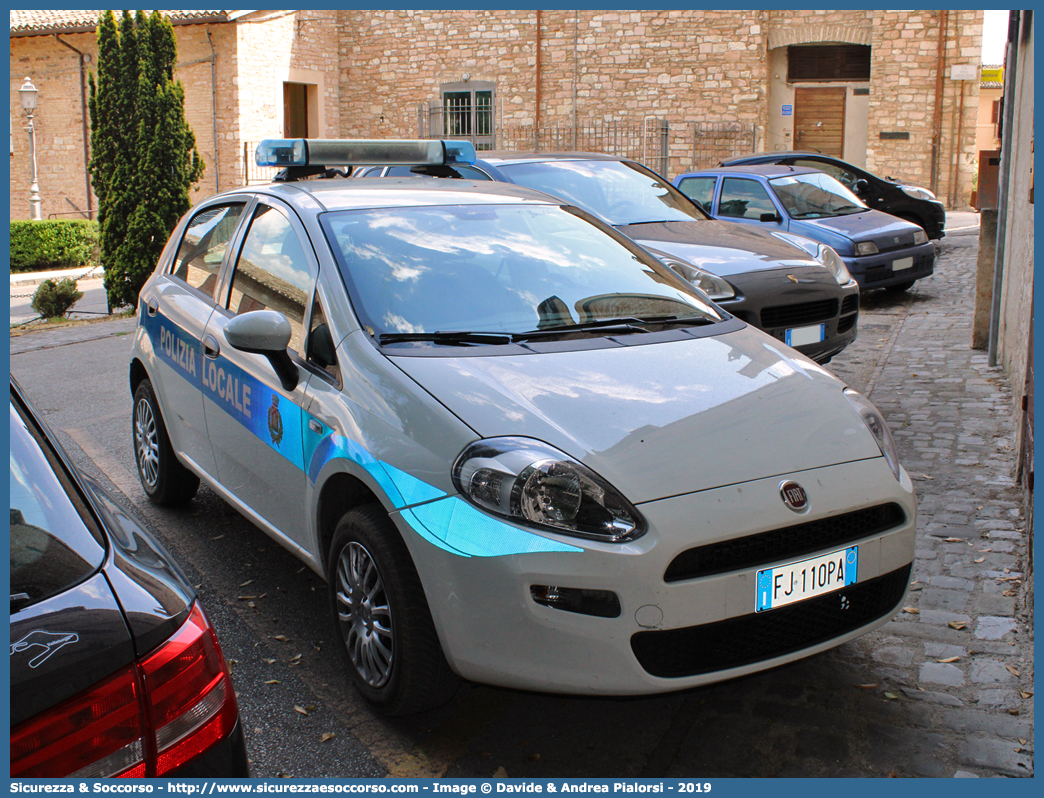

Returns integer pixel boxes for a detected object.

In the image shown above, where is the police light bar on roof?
[255,138,476,168]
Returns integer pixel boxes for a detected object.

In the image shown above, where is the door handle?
[146,297,159,317]
[203,335,220,358]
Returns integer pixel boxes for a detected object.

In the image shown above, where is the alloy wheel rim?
[134,398,160,488]
[335,541,393,687]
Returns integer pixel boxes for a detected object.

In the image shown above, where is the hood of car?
[789,210,919,246]
[618,220,818,277]
[390,327,882,505]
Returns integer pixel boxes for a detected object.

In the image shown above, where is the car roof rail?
[255,138,477,182]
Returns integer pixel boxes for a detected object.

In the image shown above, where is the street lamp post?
[19,76,42,221]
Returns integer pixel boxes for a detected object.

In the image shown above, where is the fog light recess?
[530,585,621,618]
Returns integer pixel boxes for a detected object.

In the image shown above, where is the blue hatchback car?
[673,165,935,292]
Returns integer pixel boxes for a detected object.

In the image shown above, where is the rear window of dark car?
[10,398,106,612]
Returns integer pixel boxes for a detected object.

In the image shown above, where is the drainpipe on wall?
[930,9,948,196]
[207,28,220,192]
[951,78,966,208]
[54,35,93,218]
[535,10,542,150]
[988,11,1021,367]
[572,11,579,150]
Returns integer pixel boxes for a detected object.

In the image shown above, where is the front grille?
[631,564,911,678]
[837,314,857,335]
[761,299,839,329]
[840,295,859,315]
[664,503,906,582]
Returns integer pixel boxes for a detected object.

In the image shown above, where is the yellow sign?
[981,67,1004,83]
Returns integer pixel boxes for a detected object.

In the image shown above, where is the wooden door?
[794,87,846,157]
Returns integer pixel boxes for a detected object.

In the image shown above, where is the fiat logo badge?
[780,481,809,512]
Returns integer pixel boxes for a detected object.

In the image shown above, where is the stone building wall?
[337,9,979,201]
[10,32,99,222]
[8,21,240,221]
[867,10,982,208]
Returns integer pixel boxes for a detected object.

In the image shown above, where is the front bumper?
[718,270,860,363]
[397,457,916,696]
[844,242,936,289]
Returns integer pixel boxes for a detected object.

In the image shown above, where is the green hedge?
[9,220,101,273]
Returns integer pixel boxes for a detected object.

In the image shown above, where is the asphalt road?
[9,226,988,778]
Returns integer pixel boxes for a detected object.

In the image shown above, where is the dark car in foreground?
[9,378,249,778]
[358,152,860,364]
[673,165,936,293]
[718,151,946,240]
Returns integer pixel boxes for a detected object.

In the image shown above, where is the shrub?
[10,220,100,273]
[31,278,84,319]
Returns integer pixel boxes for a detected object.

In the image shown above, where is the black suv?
[719,152,946,240]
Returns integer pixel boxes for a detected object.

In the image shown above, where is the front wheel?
[327,505,459,715]
[132,379,200,505]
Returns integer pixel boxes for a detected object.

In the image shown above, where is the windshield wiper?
[511,315,714,341]
[378,330,513,346]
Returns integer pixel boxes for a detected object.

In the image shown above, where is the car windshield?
[320,203,723,342]
[496,160,707,226]
[768,172,868,219]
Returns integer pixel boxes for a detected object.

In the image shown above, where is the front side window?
[227,205,315,356]
[321,204,723,342]
[675,176,718,213]
[718,178,777,220]
[171,204,245,297]
[769,173,867,219]
[498,160,708,226]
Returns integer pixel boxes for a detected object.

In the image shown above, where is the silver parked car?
[129,139,915,715]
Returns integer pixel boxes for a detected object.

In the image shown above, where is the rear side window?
[171,204,245,298]
[718,178,777,220]
[676,176,718,213]
[9,400,105,612]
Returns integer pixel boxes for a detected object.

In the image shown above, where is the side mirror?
[759,212,783,223]
[225,310,298,392]
[853,179,869,196]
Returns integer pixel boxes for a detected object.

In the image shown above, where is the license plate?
[785,324,825,347]
[892,256,914,271]
[755,546,858,612]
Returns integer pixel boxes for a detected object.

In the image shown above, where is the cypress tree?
[88,10,204,310]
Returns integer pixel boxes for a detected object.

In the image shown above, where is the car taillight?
[142,603,239,775]
[10,665,147,777]
[10,602,239,778]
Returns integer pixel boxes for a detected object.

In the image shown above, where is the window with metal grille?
[440,82,495,149]
[787,44,871,82]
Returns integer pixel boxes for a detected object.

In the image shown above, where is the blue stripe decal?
[201,354,307,469]
[140,305,202,390]
[406,497,582,557]
[145,310,581,559]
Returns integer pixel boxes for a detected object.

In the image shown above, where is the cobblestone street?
[644,227,1034,778]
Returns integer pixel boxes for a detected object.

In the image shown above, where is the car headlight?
[659,258,736,301]
[913,229,929,245]
[452,437,646,543]
[900,185,937,201]
[844,389,902,482]
[855,241,879,256]
[816,244,853,286]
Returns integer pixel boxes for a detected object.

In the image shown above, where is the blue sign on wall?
[782,105,793,116]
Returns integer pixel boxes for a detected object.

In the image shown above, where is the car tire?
[885,280,916,293]
[133,379,200,505]
[328,504,459,716]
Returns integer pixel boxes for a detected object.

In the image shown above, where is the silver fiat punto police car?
[130,139,916,715]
